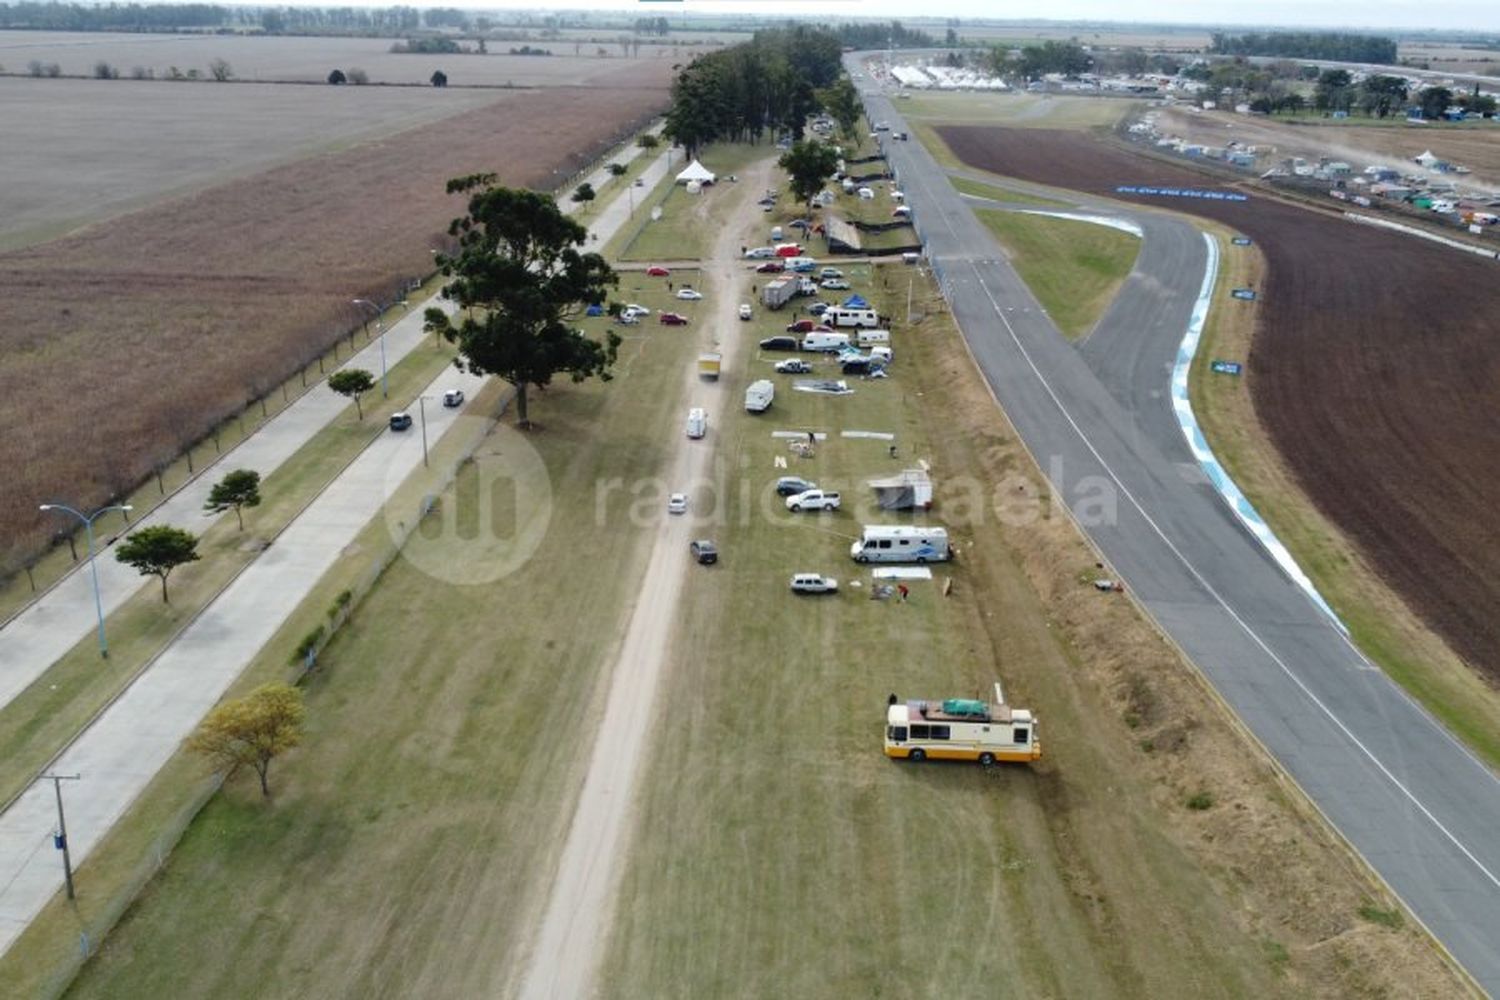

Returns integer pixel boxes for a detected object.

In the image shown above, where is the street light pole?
[417,396,430,468]
[351,299,388,398]
[42,773,81,900]
[39,503,132,659]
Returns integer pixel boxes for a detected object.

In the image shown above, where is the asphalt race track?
[848,62,1500,991]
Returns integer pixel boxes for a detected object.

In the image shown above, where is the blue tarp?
[585,304,605,316]
[842,294,869,309]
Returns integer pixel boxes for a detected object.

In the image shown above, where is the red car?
[756,261,785,274]
[646,265,671,277]
[773,244,803,258]
[660,312,689,326]
[785,319,815,333]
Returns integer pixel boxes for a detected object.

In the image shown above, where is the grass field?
[36,280,697,1000]
[950,175,1069,207]
[614,143,773,262]
[975,209,1141,339]
[899,91,1133,130]
[598,262,1462,996]
[0,82,667,579]
[1188,228,1500,770]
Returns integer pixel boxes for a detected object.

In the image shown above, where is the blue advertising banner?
[1232,236,1252,246]
[1116,185,1250,202]
[1231,288,1258,301]
[1211,360,1243,375]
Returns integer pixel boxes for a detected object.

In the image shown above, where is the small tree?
[778,141,840,219]
[607,162,627,177]
[431,69,448,87]
[348,67,369,85]
[328,368,376,419]
[204,469,262,530]
[636,133,660,150]
[115,525,200,604]
[571,182,596,207]
[208,58,233,81]
[94,61,119,80]
[328,68,347,85]
[187,683,305,798]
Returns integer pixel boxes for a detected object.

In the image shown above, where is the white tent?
[675,159,717,185]
[1414,149,1440,167]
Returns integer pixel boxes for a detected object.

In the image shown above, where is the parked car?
[667,493,688,515]
[786,319,816,333]
[791,573,839,594]
[809,302,831,316]
[821,278,851,290]
[760,335,800,351]
[786,489,841,512]
[775,359,812,374]
[738,303,753,321]
[874,122,890,131]
[744,246,776,259]
[690,539,718,565]
[756,261,786,274]
[646,265,671,277]
[442,389,465,408]
[676,288,703,301]
[790,219,812,231]
[776,476,818,496]
[818,267,843,280]
[622,303,650,318]
[389,412,413,431]
[774,244,804,257]
[660,312,689,326]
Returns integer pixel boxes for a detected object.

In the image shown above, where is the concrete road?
[0,143,674,958]
[0,139,672,715]
[852,64,1500,993]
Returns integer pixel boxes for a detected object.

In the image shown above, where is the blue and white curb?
[1173,232,1346,631]
[1018,209,1143,238]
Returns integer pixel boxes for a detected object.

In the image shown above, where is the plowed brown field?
[939,125,1500,681]
[1,77,667,569]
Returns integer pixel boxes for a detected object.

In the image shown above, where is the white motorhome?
[823,306,880,329]
[745,379,775,413]
[850,525,949,563]
[686,407,707,439]
[885,683,1041,765]
[801,331,852,352]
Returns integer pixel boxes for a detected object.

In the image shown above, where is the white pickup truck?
[786,489,841,512]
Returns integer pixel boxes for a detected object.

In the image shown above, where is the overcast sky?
[450,1,1496,32]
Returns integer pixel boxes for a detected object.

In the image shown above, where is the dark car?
[808,302,831,316]
[841,358,874,376]
[776,476,818,496]
[389,412,413,431]
[759,335,801,351]
[690,539,718,565]
[786,319,816,333]
[660,312,689,326]
[756,261,785,274]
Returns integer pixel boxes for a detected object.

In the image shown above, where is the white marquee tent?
[675,159,717,185]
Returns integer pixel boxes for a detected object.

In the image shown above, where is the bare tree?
[209,58,233,81]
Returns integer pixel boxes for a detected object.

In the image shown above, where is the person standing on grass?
[898,583,909,603]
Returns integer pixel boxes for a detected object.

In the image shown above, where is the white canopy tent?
[675,159,717,185]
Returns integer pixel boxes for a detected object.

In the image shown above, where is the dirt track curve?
[939,125,1500,681]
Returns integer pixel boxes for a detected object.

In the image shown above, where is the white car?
[738,303,753,321]
[786,489,841,512]
[820,279,851,290]
[744,246,776,259]
[676,288,703,301]
[667,493,688,515]
[622,303,651,318]
[442,389,465,407]
[791,573,839,594]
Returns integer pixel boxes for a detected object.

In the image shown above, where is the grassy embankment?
[975,209,1141,339]
[598,262,1463,996]
[1190,231,1500,768]
[19,274,698,1000]
[611,143,778,263]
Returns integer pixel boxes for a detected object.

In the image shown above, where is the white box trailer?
[850,525,949,563]
[868,469,932,510]
[855,329,890,347]
[745,379,775,413]
[762,279,797,310]
[823,306,880,329]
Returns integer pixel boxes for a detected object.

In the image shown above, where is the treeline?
[0,1,226,30]
[664,25,843,158]
[835,20,933,51]
[1210,31,1398,65]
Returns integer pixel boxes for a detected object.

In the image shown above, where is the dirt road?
[515,157,774,1000]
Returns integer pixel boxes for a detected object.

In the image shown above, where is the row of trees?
[987,40,1092,79]
[834,20,933,50]
[1210,31,1398,65]
[663,25,843,159]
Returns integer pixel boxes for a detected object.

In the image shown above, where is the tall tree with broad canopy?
[778,141,840,220]
[424,177,619,428]
[115,525,199,604]
[187,683,305,798]
[204,468,262,530]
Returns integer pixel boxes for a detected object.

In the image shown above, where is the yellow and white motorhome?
[884,684,1040,765]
